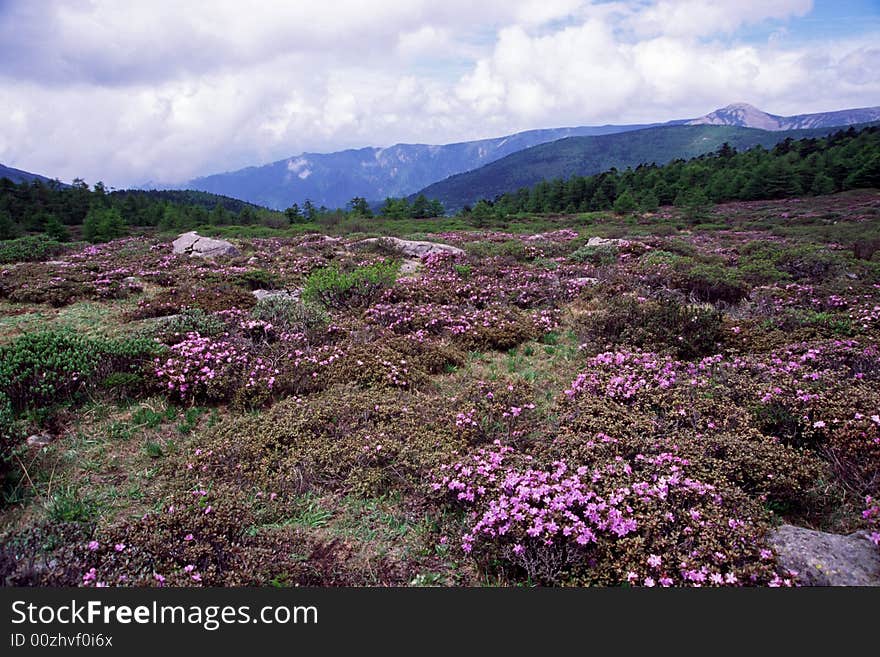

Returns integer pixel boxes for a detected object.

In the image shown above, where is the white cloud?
[397,26,454,58]
[628,0,814,38]
[0,0,877,187]
[513,0,584,26]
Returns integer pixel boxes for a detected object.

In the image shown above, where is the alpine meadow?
[1,1,879,592]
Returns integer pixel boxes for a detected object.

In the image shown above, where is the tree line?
[0,178,295,242]
[282,194,445,223]
[0,174,448,243]
[465,125,880,220]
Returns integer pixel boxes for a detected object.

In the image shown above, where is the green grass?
[0,300,143,345]
[45,485,99,522]
[329,494,433,564]
[289,497,334,529]
[177,407,206,435]
[143,440,164,459]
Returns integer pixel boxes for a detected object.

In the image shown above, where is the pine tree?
[844,153,880,189]
[638,189,659,212]
[469,200,494,227]
[0,209,19,240]
[410,194,431,218]
[284,203,302,223]
[612,190,637,214]
[380,197,411,219]
[809,172,836,196]
[302,200,317,222]
[347,197,372,218]
[43,214,70,242]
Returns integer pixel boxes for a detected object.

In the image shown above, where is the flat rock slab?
[172,232,239,258]
[355,237,464,258]
[769,524,880,586]
[252,289,300,302]
[586,237,626,247]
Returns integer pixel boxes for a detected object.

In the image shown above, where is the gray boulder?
[769,524,880,586]
[26,434,52,448]
[586,236,626,248]
[355,236,464,258]
[172,232,239,258]
[252,289,300,302]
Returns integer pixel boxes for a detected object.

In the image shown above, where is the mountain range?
[178,103,880,210]
[4,103,879,211]
[180,123,658,211]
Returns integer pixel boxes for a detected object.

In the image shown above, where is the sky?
[0,0,878,188]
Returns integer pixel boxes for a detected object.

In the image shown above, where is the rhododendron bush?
[433,435,784,586]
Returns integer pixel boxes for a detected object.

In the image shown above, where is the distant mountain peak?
[687,102,880,132]
[722,102,761,111]
[687,103,782,130]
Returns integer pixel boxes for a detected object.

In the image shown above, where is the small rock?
[355,236,464,258]
[26,434,52,448]
[253,289,300,302]
[172,232,239,258]
[586,237,626,248]
[769,524,880,586]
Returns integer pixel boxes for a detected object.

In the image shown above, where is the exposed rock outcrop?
[769,524,880,586]
[252,289,300,302]
[355,237,464,258]
[172,232,239,258]
[586,236,626,248]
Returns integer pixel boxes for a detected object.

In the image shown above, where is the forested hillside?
[477,125,880,216]
[418,123,878,211]
[0,178,285,243]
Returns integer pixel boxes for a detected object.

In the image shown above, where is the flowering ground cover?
[1,190,878,586]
